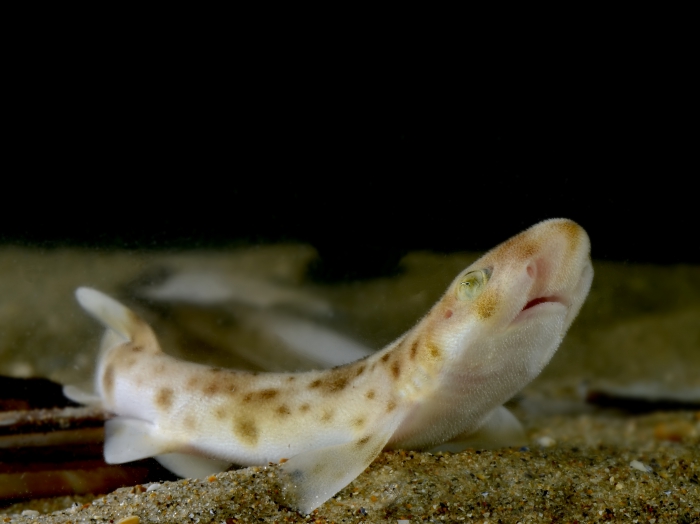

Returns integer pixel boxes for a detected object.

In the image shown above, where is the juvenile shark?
[65,218,593,513]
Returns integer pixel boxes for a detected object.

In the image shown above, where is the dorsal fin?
[75,287,161,352]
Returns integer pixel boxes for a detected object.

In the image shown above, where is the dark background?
[3,32,696,278]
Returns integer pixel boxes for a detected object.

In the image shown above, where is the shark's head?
[430,218,593,381]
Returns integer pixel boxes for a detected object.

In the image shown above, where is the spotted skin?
[68,218,593,514]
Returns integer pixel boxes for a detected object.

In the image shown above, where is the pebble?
[536,435,556,447]
[630,459,652,472]
[116,516,140,524]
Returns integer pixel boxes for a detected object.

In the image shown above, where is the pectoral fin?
[428,406,526,453]
[277,413,404,514]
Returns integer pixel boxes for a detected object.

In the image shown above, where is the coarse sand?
[3,409,698,523]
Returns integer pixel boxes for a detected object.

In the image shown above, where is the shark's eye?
[457,269,490,301]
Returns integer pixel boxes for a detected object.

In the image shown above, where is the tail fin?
[75,287,161,353]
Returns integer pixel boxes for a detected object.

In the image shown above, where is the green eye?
[457,268,491,301]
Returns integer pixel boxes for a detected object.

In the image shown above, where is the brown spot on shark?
[391,360,401,379]
[233,416,259,446]
[326,375,348,392]
[155,387,173,410]
[356,435,371,447]
[309,369,351,393]
[258,388,279,400]
[183,414,196,430]
[102,364,115,398]
[186,376,200,390]
[474,288,499,319]
[425,342,443,361]
[410,339,419,360]
[203,381,220,395]
[243,388,279,402]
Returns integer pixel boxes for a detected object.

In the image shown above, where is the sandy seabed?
[3,409,698,523]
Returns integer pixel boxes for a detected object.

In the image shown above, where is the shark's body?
[66,218,593,513]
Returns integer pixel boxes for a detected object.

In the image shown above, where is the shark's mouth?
[521,296,561,311]
[513,295,567,323]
